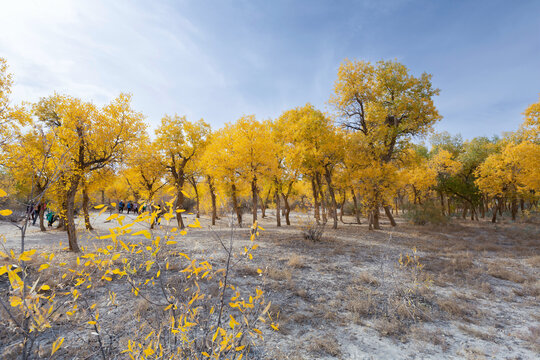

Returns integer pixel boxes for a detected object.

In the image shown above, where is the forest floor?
[1,210,539,359]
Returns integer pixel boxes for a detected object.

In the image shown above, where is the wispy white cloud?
[0,0,538,138]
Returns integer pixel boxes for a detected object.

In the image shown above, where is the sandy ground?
[1,210,539,359]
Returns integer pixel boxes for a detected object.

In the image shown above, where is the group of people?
[118,200,139,214]
[26,202,58,227]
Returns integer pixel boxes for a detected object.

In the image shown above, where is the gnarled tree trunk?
[82,183,93,231]
[351,188,361,224]
[384,205,396,227]
[66,177,81,252]
[231,184,242,227]
[315,173,327,225]
[275,187,281,227]
[311,177,320,224]
[39,202,46,232]
[207,176,218,225]
[323,166,338,229]
[251,177,258,223]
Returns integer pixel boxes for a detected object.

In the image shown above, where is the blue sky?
[1,0,539,140]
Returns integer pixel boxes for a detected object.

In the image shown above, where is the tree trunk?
[511,198,517,221]
[520,199,524,212]
[323,166,338,229]
[66,180,81,252]
[384,205,397,226]
[311,177,320,224]
[190,177,200,219]
[82,183,93,231]
[491,198,501,223]
[339,192,346,224]
[39,202,46,232]
[315,173,327,225]
[251,177,258,223]
[176,188,185,229]
[281,193,291,226]
[259,187,272,218]
[207,176,218,225]
[373,208,380,229]
[231,184,242,227]
[462,204,468,219]
[275,187,281,227]
[351,188,361,224]
[439,191,445,216]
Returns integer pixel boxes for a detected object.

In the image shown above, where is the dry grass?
[135,298,150,317]
[307,334,341,357]
[437,298,468,319]
[346,292,375,322]
[487,263,527,283]
[457,324,495,341]
[287,254,306,268]
[517,325,540,352]
[235,265,260,277]
[526,255,540,267]
[513,280,540,297]
[268,268,293,282]
[410,326,450,351]
[373,318,406,338]
[354,271,379,286]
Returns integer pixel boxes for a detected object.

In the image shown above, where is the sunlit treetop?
[330,59,441,162]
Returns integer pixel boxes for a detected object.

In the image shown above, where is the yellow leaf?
[38,264,50,272]
[262,301,271,315]
[180,230,187,236]
[40,284,51,291]
[94,204,106,209]
[0,209,13,216]
[51,337,64,355]
[106,213,119,221]
[19,249,36,262]
[166,241,177,245]
[88,320,97,325]
[0,189,7,197]
[132,230,151,239]
[111,202,117,207]
[10,296,22,307]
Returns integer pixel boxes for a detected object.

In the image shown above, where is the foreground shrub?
[0,201,278,359]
